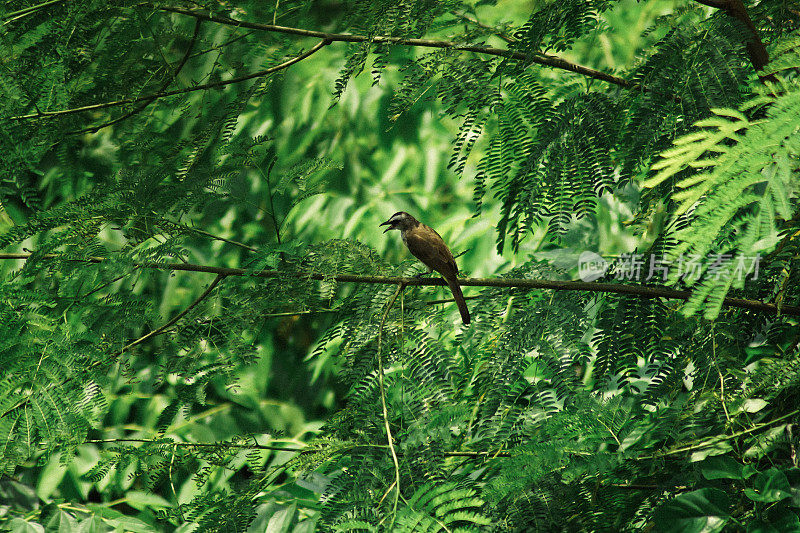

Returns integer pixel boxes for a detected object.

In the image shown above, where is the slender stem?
[376,283,405,528]
[2,0,64,23]
[69,17,203,135]
[454,12,516,44]
[1,252,796,317]
[177,224,258,252]
[638,409,800,459]
[119,274,225,354]
[82,436,514,456]
[0,271,227,419]
[11,39,331,121]
[263,157,281,244]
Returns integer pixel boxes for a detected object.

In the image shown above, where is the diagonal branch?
[158,6,632,89]
[118,273,225,354]
[83,437,513,457]
[11,39,331,121]
[693,0,773,81]
[69,17,203,135]
[2,0,65,23]
[0,273,226,420]
[0,252,796,317]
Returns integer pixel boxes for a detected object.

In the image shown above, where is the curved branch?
[119,273,225,354]
[1,252,797,316]
[693,0,774,81]
[69,17,204,135]
[11,39,331,121]
[158,6,632,89]
[0,271,226,420]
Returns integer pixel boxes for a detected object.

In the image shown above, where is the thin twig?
[119,273,225,354]
[81,437,514,457]
[376,283,405,528]
[0,271,227,419]
[2,0,65,23]
[69,17,203,135]
[638,409,800,459]
[11,39,331,121]
[426,295,480,305]
[165,220,258,252]
[1,252,797,317]
[454,12,516,44]
[263,157,281,244]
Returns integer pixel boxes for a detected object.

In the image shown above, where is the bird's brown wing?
[404,224,458,276]
[404,224,469,324]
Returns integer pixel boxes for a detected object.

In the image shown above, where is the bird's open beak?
[380,220,393,233]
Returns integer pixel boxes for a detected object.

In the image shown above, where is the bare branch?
[83,437,513,457]
[1,252,797,316]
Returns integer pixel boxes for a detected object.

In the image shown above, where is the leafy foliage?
[1,0,799,532]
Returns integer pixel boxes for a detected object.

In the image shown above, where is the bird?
[380,211,470,325]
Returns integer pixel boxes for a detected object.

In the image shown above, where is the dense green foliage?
[1,0,799,531]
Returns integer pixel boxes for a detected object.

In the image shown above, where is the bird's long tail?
[445,276,470,325]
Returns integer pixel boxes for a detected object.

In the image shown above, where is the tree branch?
[158,6,632,89]
[693,0,774,81]
[11,38,331,121]
[0,272,227,420]
[118,273,225,354]
[1,252,797,316]
[2,0,64,23]
[82,437,514,457]
[69,17,203,135]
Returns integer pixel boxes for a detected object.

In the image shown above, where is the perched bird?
[380,211,470,325]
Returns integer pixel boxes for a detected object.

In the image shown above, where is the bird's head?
[380,211,418,233]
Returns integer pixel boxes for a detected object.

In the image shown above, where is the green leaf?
[700,455,757,480]
[653,488,730,533]
[266,502,297,533]
[737,399,768,414]
[332,520,377,532]
[36,452,68,500]
[7,518,45,533]
[123,490,171,511]
[744,469,793,503]
[76,516,106,533]
[45,509,78,533]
